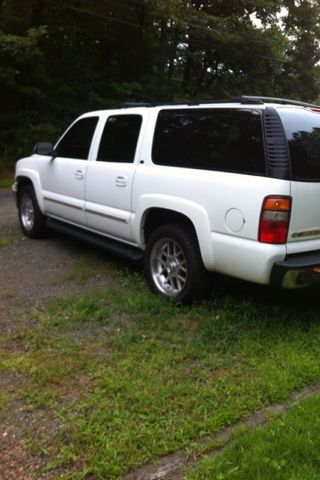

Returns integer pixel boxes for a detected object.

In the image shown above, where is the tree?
[281,0,320,102]
[1,0,320,169]
[0,26,50,161]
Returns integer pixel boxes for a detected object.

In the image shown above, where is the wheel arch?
[143,208,196,240]
[15,171,45,212]
[133,195,214,269]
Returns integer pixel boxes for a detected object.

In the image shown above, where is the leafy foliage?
[0,0,320,169]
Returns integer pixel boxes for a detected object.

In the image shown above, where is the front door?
[41,116,99,225]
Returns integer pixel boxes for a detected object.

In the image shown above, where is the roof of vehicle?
[80,96,320,118]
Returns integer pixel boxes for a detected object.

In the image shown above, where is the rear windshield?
[278,108,320,181]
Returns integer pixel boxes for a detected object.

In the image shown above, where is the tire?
[18,185,47,238]
[144,223,209,303]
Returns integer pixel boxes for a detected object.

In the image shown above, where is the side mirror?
[34,142,56,157]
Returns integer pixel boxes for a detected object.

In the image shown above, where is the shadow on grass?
[48,228,320,311]
[214,273,320,308]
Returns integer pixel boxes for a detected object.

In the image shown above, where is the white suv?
[13,96,320,302]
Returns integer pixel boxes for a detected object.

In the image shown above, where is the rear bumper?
[270,250,320,288]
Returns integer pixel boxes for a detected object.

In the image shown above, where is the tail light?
[258,196,292,244]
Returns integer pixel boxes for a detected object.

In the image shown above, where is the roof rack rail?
[109,97,320,109]
[231,95,320,109]
[112,102,152,109]
[112,101,195,108]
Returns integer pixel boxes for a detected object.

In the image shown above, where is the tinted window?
[97,115,142,163]
[278,108,320,181]
[152,109,265,175]
[55,117,98,159]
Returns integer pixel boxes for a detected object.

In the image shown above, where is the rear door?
[278,107,320,252]
[84,112,145,242]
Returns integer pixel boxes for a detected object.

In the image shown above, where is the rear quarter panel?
[132,164,290,282]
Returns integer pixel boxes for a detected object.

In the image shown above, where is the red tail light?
[258,196,292,244]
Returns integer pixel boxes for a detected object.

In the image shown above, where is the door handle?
[115,175,128,187]
[75,170,85,180]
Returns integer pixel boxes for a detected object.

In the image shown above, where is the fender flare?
[16,169,45,213]
[132,194,214,269]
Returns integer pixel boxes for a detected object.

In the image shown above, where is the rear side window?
[55,117,98,159]
[278,108,320,181]
[97,115,142,163]
[152,109,265,175]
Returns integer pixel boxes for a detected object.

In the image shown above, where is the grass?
[0,176,13,188]
[187,394,320,480]
[2,261,320,479]
[0,238,15,248]
[67,253,125,284]
[0,390,9,411]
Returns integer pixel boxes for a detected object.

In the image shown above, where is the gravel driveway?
[0,188,108,335]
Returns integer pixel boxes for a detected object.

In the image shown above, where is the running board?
[46,218,143,262]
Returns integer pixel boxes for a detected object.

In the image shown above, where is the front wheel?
[18,185,47,238]
[144,224,209,303]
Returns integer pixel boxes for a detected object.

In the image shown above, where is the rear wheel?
[144,224,209,303]
[18,185,47,238]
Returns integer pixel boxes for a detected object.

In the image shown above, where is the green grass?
[0,176,13,188]
[0,238,15,248]
[0,390,9,411]
[67,253,124,284]
[2,265,320,479]
[187,394,320,480]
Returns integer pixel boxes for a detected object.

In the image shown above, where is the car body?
[13,96,320,301]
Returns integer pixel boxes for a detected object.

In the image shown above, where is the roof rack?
[231,95,320,109]
[111,101,218,108]
[110,96,320,109]
[112,102,152,109]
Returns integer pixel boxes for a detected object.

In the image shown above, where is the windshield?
[278,108,320,181]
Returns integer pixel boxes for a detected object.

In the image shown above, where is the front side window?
[97,114,142,163]
[278,108,320,181]
[152,108,266,175]
[55,117,98,160]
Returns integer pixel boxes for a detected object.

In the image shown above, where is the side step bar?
[47,218,143,262]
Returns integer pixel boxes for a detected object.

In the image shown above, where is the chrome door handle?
[75,170,85,180]
[115,175,128,187]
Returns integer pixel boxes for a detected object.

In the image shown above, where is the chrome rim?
[20,194,35,231]
[150,237,187,297]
